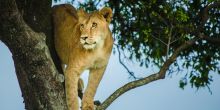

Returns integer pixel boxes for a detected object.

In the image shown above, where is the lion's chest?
[91,58,106,69]
[83,51,108,69]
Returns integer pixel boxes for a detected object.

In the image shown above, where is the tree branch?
[151,34,167,46]
[96,37,200,110]
[200,34,220,46]
[199,1,220,29]
[115,44,138,79]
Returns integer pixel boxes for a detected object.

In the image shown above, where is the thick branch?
[199,1,220,29]
[202,35,220,46]
[96,37,200,110]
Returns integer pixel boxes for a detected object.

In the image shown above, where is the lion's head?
[77,7,112,50]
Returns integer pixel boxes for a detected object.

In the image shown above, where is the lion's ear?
[77,8,87,17]
[99,7,112,23]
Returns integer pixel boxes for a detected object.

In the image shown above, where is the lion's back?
[52,4,79,64]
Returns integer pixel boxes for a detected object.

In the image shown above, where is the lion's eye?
[92,22,97,28]
[80,24,84,29]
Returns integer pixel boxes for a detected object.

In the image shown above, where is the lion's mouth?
[82,42,97,49]
[84,42,96,45]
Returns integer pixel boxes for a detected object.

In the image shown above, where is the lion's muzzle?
[80,36,97,49]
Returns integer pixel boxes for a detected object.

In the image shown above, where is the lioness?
[52,4,113,110]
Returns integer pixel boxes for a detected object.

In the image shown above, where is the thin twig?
[154,11,169,26]
[151,34,167,46]
[170,35,183,44]
[95,0,102,7]
[166,25,173,60]
[115,44,138,79]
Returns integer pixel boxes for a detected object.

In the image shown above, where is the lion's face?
[78,8,112,50]
[79,16,105,50]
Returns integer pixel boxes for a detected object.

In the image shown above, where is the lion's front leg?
[65,65,82,110]
[82,67,106,110]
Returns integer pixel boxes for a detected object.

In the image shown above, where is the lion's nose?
[81,36,88,40]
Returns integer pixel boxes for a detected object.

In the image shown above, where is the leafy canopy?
[58,0,220,89]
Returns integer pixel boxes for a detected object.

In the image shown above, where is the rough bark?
[0,0,67,109]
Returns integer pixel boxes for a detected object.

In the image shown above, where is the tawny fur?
[52,4,113,110]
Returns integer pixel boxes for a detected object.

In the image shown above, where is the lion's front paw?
[82,102,94,110]
[82,106,93,110]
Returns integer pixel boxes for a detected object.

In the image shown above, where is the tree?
[0,0,219,110]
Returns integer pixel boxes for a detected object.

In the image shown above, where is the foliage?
[66,0,220,89]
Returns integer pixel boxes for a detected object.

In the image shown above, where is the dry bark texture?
[0,0,67,109]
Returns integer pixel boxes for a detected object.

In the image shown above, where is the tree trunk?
[0,0,67,109]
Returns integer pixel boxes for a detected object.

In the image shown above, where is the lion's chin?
[83,43,96,50]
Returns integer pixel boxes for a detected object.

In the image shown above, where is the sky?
[0,41,220,110]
